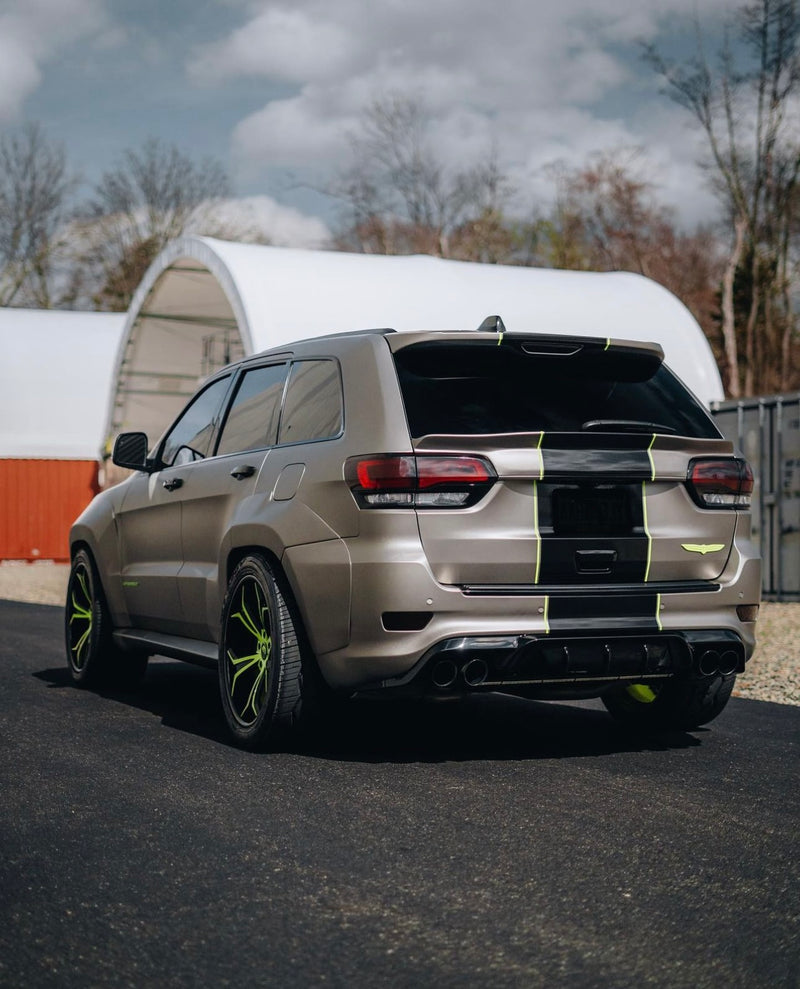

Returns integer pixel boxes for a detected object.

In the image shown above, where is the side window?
[278,360,343,445]
[160,376,231,467]
[216,363,288,456]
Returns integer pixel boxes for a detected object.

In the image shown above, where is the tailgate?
[413,433,739,587]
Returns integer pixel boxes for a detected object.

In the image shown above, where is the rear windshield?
[393,341,719,439]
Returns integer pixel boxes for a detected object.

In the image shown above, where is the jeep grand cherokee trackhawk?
[65,324,760,749]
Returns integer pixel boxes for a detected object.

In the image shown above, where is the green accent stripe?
[647,433,657,481]
[642,481,652,583]
[543,595,550,635]
[537,431,545,480]
[497,332,504,346]
[655,593,663,631]
[533,480,542,584]
[604,338,611,351]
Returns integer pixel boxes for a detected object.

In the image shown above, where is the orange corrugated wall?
[0,459,100,561]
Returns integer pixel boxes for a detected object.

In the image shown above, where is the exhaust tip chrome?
[698,649,721,677]
[431,659,458,689]
[462,659,489,687]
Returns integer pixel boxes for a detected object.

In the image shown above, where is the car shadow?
[35,661,230,746]
[301,693,704,764]
[35,659,704,763]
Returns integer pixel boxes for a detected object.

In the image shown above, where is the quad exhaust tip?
[462,659,489,686]
[698,649,739,677]
[431,660,458,689]
[431,658,490,689]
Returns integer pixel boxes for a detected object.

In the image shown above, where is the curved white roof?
[110,236,724,442]
[0,308,125,459]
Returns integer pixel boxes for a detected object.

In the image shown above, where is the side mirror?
[112,432,152,472]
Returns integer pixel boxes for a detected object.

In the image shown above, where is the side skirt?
[112,629,219,669]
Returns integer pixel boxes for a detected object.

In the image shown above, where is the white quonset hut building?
[108,236,724,448]
[0,308,125,559]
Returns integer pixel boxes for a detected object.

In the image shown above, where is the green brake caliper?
[227,581,271,723]
[626,684,657,704]
[69,569,93,669]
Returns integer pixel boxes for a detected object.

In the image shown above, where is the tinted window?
[160,376,231,467]
[394,342,719,439]
[216,364,287,456]
[278,360,343,445]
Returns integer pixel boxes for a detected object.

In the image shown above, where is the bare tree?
[332,94,517,261]
[75,138,231,310]
[645,0,800,396]
[0,123,77,308]
[532,153,726,358]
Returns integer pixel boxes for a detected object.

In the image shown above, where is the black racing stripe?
[548,594,659,632]
[535,483,648,584]
[540,447,652,479]
[541,433,651,450]
[537,537,649,585]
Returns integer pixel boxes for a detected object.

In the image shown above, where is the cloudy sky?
[0,0,739,245]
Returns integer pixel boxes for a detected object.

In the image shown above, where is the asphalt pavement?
[1,599,798,988]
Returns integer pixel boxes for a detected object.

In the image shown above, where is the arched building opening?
[109,239,250,445]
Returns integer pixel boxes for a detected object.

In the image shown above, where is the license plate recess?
[552,486,633,536]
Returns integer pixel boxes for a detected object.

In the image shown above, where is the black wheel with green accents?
[602,674,736,732]
[218,555,312,750]
[65,548,148,688]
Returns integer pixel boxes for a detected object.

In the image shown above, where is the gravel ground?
[2,560,797,707]
[734,601,800,706]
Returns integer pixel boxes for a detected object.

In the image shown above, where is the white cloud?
[188,0,744,225]
[205,195,331,248]
[628,98,721,228]
[0,42,41,120]
[232,94,356,167]
[189,7,356,84]
[0,0,113,121]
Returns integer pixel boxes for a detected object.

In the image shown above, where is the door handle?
[230,464,256,480]
[162,477,183,491]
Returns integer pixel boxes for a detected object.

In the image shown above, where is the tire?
[65,548,148,689]
[602,674,736,732]
[218,555,315,750]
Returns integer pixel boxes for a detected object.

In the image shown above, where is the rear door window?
[216,363,287,456]
[278,360,343,445]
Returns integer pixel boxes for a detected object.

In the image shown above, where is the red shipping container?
[0,459,100,561]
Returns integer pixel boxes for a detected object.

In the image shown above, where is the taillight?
[345,454,496,508]
[686,458,754,509]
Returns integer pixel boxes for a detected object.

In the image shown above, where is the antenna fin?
[477,315,507,334]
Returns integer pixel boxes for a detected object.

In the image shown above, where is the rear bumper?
[312,528,760,692]
[355,628,747,700]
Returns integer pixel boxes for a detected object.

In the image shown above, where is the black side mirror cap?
[112,432,152,471]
